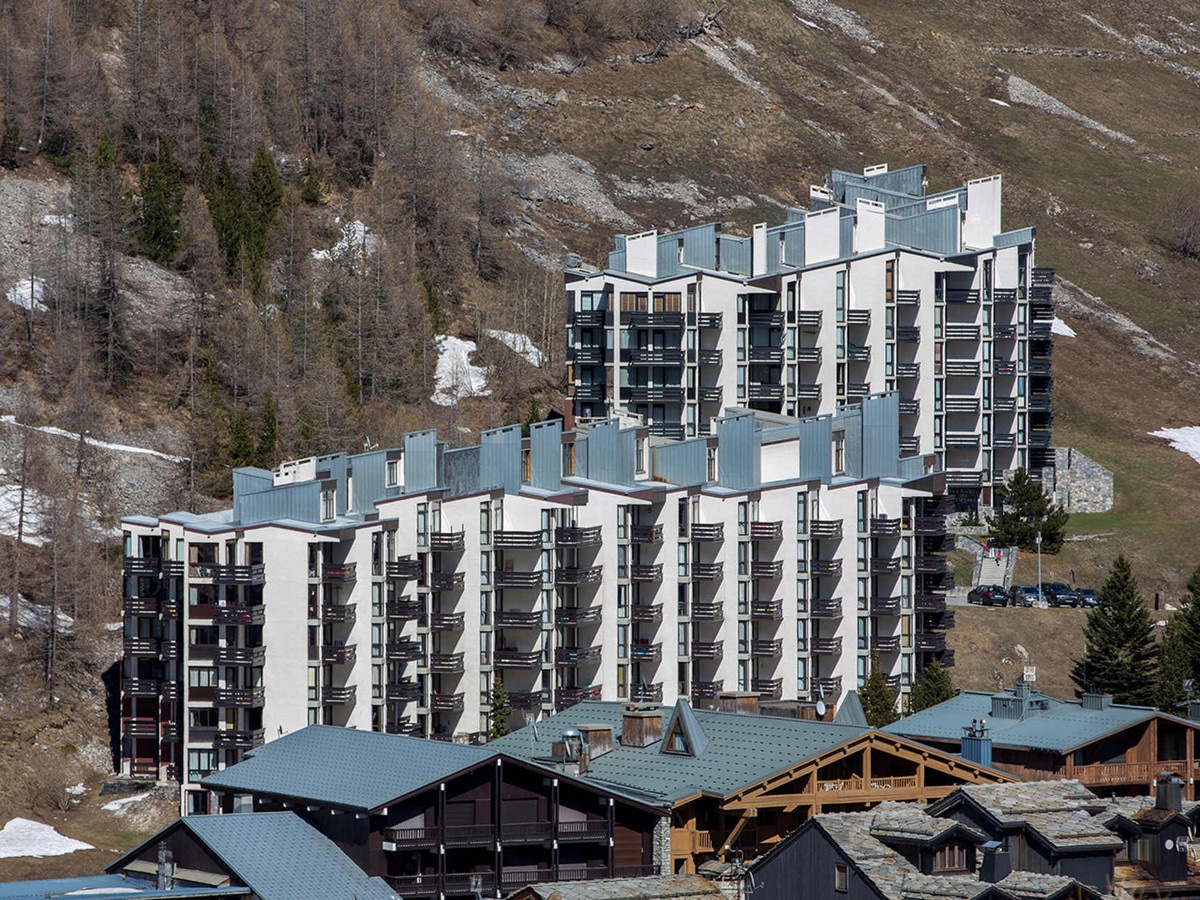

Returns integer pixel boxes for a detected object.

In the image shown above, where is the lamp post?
[1035,531,1043,605]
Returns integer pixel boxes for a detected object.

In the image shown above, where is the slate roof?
[882,688,1190,753]
[927,781,1108,825]
[870,802,984,845]
[995,871,1103,900]
[0,876,243,900]
[109,813,398,900]
[1103,795,1200,823]
[1022,812,1124,852]
[513,875,723,900]
[201,724,493,810]
[488,701,869,804]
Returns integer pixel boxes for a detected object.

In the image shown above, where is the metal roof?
[834,691,869,727]
[201,724,493,811]
[0,875,244,900]
[512,875,723,900]
[881,688,1183,753]
[489,701,868,804]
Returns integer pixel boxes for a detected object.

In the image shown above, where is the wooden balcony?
[322,644,357,665]
[870,518,902,537]
[698,385,723,403]
[751,560,783,579]
[797,310,822,329]
[690,641,723,660]
[871,597,902,616]
[811,598,843,618]
[556,606,602,627]
[691,603,724,621]
[630,683,663,703]
[691,680,724,699]
[811,637,843,655]
[690,522,724,542]
[696,348,722,365]
[321,603,356,624]
[630,524,663,544]
[691,562,723,581]
[430,692,464,712]
[214,687,265,707]
[556,526,602,548]
[213,605,266,626]
[429,571,465,591]
[494,610,542,629]
[508,689,550,709]
[944,288,980,304]
[749,346,784,362]
[847,309,871,326]
[387,599,422,619]
[631,643,662,662]
[429,532,465,552]
[384,826,439,848]
[1066,761,1190,788]
[750,639,782,658]
[495,570,544,589]
[493,530,545,549]
[630,565,662,583]
[750,600,783,620]
[750,521,783,541]
[556,820,610,843]
[162,682,180,701]
[556,646,602,666]
[388,640,424,662]
[430,652,465,673]
[190,563,266,585]
[386,681,422,702]
[752,678,782,701]
[631,603,662,623]
[494,650,544,669]
[556,685,602,709]
[321,563,357,583]
[912,516,946,536]
[748,310,784,327]
[809,520,843,539]
[215,646,266,666]
[387,559,422,580]
[430,612,466,631]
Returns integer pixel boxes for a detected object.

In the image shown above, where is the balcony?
[431,692,464,712]
[944,288,980,304]
[993,360,1017,377]
[691,562,723,581]
[945,324,980,341]
[162,600,180,618]
[630,643,662,662]
[797,310,822,329]
[123,717,159,738]
[321,563,357,583]
[429,572,465,591]
[690,641,723,660]
[915,633,946,653]
[915,555,949,574]
[322,685,357,704]
[123,556,164,577]
[698,385,723,403]
[871,597,901,616]
[993,288,1018,303]
[214,687,265,707]
[628,348,684,366]
[945,432,980,449]
[752,678,782,701]
[213,605,266,626]
[750,639,782,658]
[387,599,422,619]
[810,559,842,577]
[489,609,542,628]
[895,289,921,305]
[124,597,160,616]
[896,327,920,343]
[387,681,422,702]
[691,680,724,699]
[691,602,724,621]
[750,521,783,541]
[944,361,981,377]
[751,560,783,579]
[689,523,724,542]
[572,345,604,365]
[195,564,266,585]
[124,636,159,656]
[429,532,466,552]
[215,646,266,666]
[631,603,663,623]
[430,612,466,631]
[573,309,606,326]
[556,606,602,627]
[556,685,602,709]
[493,530,544,549]
[796,384,821,401]
[846,345,870,362]
[795,347,821,365]
[625,386,684,403]
[124,679,159,698]
[915,595,947,614]
[811,598,843,618]
[388,640,424,663]
[322,644,356,665]
[557,646,602,666]
[648,422,685,439]
[630,565,662,583]
[945,397,980,414]
[872,635,901,653]
[696,348,722,366]
[494,650,544,669]
[630,524,663,544]
[846,382,871,398]
[912,516,946,536]
[750,600,782,620]
[162,682,180,701]
[870,518,902,537]
[322,603,356,624]
[748,383,784,401]
[627,311,684,328]
[556,526,602,548]
[630,683,663,703]
[871,557,901,574]
[811,637,843,655]
[809,520,843,539]
[696,311,722,328]
[495,570,544,589]
[428,652,464,673]
[896,362,920,379]
[573,384,606,402]
[555,565,603,587]
[509,689,550,709]
[388,559,423,580]
[749,346,784,362]
[818,676,843,696]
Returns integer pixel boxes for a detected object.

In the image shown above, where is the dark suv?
[967,584,1009,606]
[1040,582,1080,608]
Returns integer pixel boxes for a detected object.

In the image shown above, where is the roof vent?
[576,724,613,760]
[621,704,663,748]
[717,691,759,715]
[1080,692,1112,711]
[1155,772,1184,812]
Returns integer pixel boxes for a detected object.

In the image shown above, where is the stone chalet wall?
[1046,447,1113,514]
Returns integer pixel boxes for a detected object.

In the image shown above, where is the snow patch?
[40,214,74,230]
[790,0,870,41]
[102,793,150,814]
[6,278,51,312]
[311,220,379,265]
[1006,75,1134,144]
[0,818,92,858]
[1052,317,1076,338]
[1149,427,1200,465]
[432,336,491,406]
[1165,602,1177,611]
[67,783,86,796]
[0,595,74,631]
[0,416,188,463]
[987,98,1011,107]
[484,330,543,367]
[0,486,48,546]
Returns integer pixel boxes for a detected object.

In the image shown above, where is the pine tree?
[1156,617,1190,712]
[488,677,514,740]
[1173,565,1200,676]
[1077,554,1158,704]
[987,468,1070,552]
[255,392,279,469]
[859,654,898,727]
[137,139,185,264]
[910,659,956,712]
[243,144,284,295]
[228,405,255,469]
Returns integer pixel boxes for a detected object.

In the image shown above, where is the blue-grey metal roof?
[181,813,398,900]
[0,875,243,900]
[489,701,868,804]
[834,691,868,727]
[882,689,1186,753]
[201,724,493,810]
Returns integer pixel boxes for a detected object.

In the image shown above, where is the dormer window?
[320,488,336,522]
[933,843,968,874]
[385,459,400,487]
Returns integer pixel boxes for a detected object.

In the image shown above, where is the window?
[832,431,846,475]
[189,708,219,728]
[320,488,335,522]
[934,844,968,873]
[636,437,647,474]
[188,667,216,688]
[386,459,400,487]
[834,864,849,892]
[706,446,718,483]
[189,749,217,782]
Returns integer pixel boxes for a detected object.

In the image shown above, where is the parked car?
[1010,585,1042,607]
[1041,582,1081,608]
[1077,588,1099,608]
[967,584,1009,606]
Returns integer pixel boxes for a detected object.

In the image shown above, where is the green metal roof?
[201,724,493,811]
[490,701,869,804]
[881,689,1189,753]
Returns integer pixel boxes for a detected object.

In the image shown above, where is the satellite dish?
[816,700,827,718]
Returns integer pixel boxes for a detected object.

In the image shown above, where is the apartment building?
[565,163,1055,510]
[120,394,952,812]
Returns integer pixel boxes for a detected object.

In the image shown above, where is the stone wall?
[1046,447,1113,514]
[653,816,672,873]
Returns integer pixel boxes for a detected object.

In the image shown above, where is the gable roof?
[869,803,985,846]
[662,699,709,757]
[201,724,493,810]
[926,781,1107,828]
[882,688,1192,753]
[834,691,869,727]
[0,876,243,900]
[489,701,869,804]
[108,813,398,900]
[512,875,723,900]
[995,871,1104,900]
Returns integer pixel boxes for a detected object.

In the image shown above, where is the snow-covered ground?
[485,330,543,367]
[0,595,75,632]
[0,416,188,463]
[6,278,50,312]
[1149,426,1200,465]
[432,336,491,406]
[1052,317,1076,337]
[0,484,48,546]
[311,220,379,264]
[40,213,74,230]
[102,793,150,816]
[0,818,92,859]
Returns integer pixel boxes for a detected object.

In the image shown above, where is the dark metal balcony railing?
[818,676,843,696]
[751,560,783,579]
[191,564,267,585]
[431,692,464,712]
[752,678,782,701]
[123,678,159,697]
[556,685,602,709]
[629,683,663,703]
[809,520,843,539]
[690,641,723,660]
[810,559,842,577]
[696,348,722,366]
[870,517,902,537]
[629,565,662,582]
[750,521,783,541]
[916,633,947,652]
[690,523,724,542]
[493,530,544,549]
[748,383,784,401]
[748,310,784,327]
[321,563,357,583]
[630,643,662,662]
[124,636,159,655]
[915,595,947,614]
[691,562,724,581]
[811,637,843,654]
[871,557,901,574]
[691,680,724,699]
[429,531,466,552]
[493,609,543,629]
[388,641,424,662]
[631,603,663,623]
[387,599,422,619]
[322,644,357,665]
[750,600,783,620]
[750,639,782,658]
[556,526,602,548]
[625,386,684,403]
[691,602,724,621]
[430,612,466,631]
[894,289,921,305]
[387,559,423,580]
[494,650,543,669]
[627,311,684,328]
[628,348,684,365]
[555,565,603,586]
[213,605,266,626]
[430,652,465,673]
[698,385,723,403]
[556,646,602,666]
[495,570,544,589]
[871,597,902,616]
[696,311,722,328]
[429,571,466,591]
[322,685,357,704]
[872,635,901,653]
[125,597,160,616]
[322,603,356,624]
[215,646,266,666]
[508,689,550,709]
[387,681,423,702]
[630,524,663,544]
[556,606,602,627]
[811,597,843,618]
[214,687,265,707]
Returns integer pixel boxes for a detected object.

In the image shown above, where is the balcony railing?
[871,557,901,574]
[751,560,783,579]
[698,385,723,403]
[752,678,782,701]
[630,565,662,583]
[916,633,946,652]
[811,598,843,618]
[896,327,920,343]
[691,562,723,581]
[915,595,947,614]
[388,640,424,662]
[690,523,724,542]
[494,650,544,669]
[627,311,684,328]
[387,559,423,580]
[696,312,722,328]
[556,606,602,627]
[429,532,466,552]
[696,348,722,366]
[214,687,265,707]
[213,605,266,626]
[750,639,782,658]
[556,646,602,666]
[944,288,980,304]
[625,386,684,403]
[321,563,357,583]
[387,681,422,702]
[796,384,821,401]
[631,643,662,662]
[690,641,723,660]
[915,555,949,574]
[871,597,901,616]
[555,565,603,586]
[430,612,466,631]
[493,530,545,549]
[750,600,783,620]
[691,603,724,621]
[123,679,159,698]
[495,570,544,589]
[912,516,946,536]
[945,324,980,341]
[818,676,843,696]
[810,559,843,577]
[508,689,550,709]
[630,524,663,544]
[124,597,160,616]
[750,521,783,541]
[556,685,602,709]
[322,603,356,624]
[809,520,843,539]
[631,603,663,623]
[431,692,464,712]
[556,526,602,548]
[895,289,921,305]
[123,717,159,738]
[749,346,784,362]
[430,653,465,673]
[322,685,357,704]
[872,635,901,653]
[628,348,684,365]
[191,564,266,585]
[944,361,981,377]
[322,644,357,665]
[846,345,870,362]
[387,599,422,619]
[215,646,266,666]
[124,636,159,655]
[811,637,843,654]
[630,683,663,703]
[429,572,465,591]
[493,610,542,629]
[691,680,724,699]
[748,383,784,401]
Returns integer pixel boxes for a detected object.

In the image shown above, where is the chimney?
[1155,772,1184,812]
[621,705,663,748]
[718,691,760,716]
[979,842,1011,883]
[1013,681,1031,700]
[156,843,175,891]
[577,724,613,760]
[961,719,992,768]
[1080,692,1113,711]
[1188,700,1200,723]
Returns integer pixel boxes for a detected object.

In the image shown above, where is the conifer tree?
[228,405,255,469]
[255,392,279,470]
[243,144,283,295]
[137,139,185,263]
[487,677,514,740]
[859,653,898,727]
[1156,617,1190,712]
[1077,554,1157,704]
[987,468,1069,552]
[910,659,956,712]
